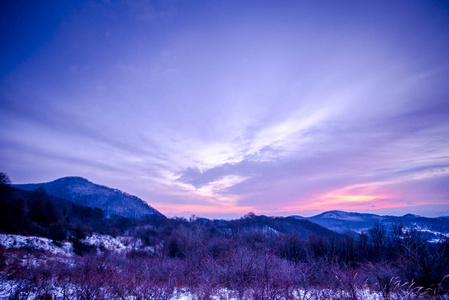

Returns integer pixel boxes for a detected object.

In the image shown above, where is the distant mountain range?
[292,210,449,241]
[9,176,449,241]
[197,214,338,239]
[14,176,163,219]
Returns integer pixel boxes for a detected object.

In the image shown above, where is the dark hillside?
[14,176,164,219]
[0,184,164,241]
[222,214,338,238]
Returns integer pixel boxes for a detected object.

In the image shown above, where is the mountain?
[297,210,449,240]
[217,214,339,239]
[14,176,164,219]
[308,210,383,232]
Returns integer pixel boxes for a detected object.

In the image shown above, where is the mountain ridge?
[14,176,164,219]
[292,210,449,241]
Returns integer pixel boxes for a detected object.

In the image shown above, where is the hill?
[14,176,163,219]
[296,210,449,240]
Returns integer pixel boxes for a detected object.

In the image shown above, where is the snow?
[413,224,449,237]
[402,224,449,243]
[1,280,448,299]
[260,225,281,235]
[1,233,448,299]
[0,234,73,256]
[0,233,154,256]
[81,233,154,253]
[321,212,364,222]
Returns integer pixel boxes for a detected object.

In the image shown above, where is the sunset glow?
[1,0,448,218]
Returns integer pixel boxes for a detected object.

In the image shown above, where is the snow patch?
[321,212,364,221]
[81,233,154,253]
[0,233,155,256]
[0,234,73,256]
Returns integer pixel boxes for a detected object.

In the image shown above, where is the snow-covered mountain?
[14,176,164,219]
[296,210,449,239]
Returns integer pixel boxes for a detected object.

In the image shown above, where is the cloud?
[1,0,449,218]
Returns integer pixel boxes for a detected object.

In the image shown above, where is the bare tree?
[369,221,387,260]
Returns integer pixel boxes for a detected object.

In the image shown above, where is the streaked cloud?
[1,0,448,218]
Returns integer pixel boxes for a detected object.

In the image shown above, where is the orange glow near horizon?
[286,183,412,213]
[323,194,381,203]
[157,189,405,217]
[154,179,441,217]
[314,186,397,210]
[156,203,254,216]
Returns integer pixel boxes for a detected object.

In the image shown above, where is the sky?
[1,0,449,219]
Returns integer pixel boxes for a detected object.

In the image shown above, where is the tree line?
[1,172,448,298]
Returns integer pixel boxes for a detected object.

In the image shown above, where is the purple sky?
[1,0,449,218]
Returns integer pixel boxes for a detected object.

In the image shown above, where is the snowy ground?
[82,233,154,253]
[1,233,448,299]
[0,234,73,256]
[402,224,449,243]
[2,283,448,300]
[0,233,154,256]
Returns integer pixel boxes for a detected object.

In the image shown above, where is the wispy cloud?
[1,0,448,217]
